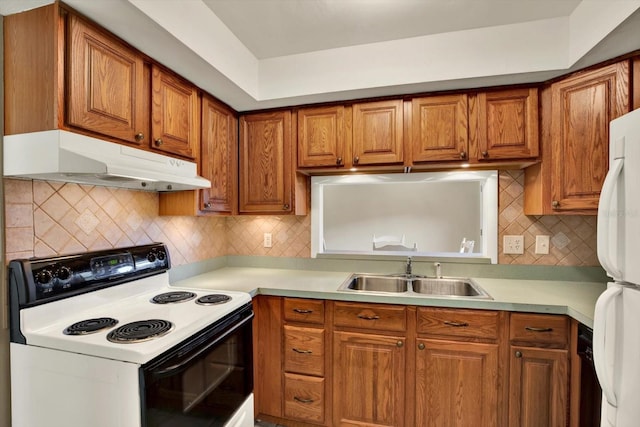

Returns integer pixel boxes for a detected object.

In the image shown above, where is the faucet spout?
[405,257,412,276]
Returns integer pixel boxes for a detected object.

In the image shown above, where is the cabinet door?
[333,331,405,427]
[200,94,237,214]
[298,105,345,168]
[416,339,499,427]
[509,346,569,427]
[67,14,147,145]
[476,88,539,160]
[550,61,629,212]
[239,111,293,213]
[151,65,199,159]
[410,94,469,162]
[353,100,403,166]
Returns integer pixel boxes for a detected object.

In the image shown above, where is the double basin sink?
[337,273,492,299]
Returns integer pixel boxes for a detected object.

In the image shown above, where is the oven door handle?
[150,311,253,378]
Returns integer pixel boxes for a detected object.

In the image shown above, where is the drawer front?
[284,325,325,376]
[284,298,325,325]
[510,313,569,347]
[284,373,325,424]
[334,301,406,332]
[417,307,499,340]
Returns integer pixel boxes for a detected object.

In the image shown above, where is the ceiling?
[2,0,640,111]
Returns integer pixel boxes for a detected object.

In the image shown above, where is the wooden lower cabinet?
[508,346,569,427]
[333,331,406,427]
[415,338,500,427]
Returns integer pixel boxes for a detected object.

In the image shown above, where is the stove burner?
[196,294,232,305]
[64,317,119,335]
[151,291,196,304]
[106,319,173,343]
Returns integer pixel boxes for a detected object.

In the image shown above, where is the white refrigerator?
[594,107,640,427]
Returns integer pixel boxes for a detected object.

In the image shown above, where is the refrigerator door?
[594,283,640,427]
[598,108,640,285]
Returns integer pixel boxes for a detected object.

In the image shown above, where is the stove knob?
[156,251,166,261]
[147,253,157,263]
[56,266,72,281]
[35,269,53,285]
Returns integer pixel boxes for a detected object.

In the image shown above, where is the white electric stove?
[9,243,254,427]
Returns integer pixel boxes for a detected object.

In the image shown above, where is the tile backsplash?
[4,172,598,266]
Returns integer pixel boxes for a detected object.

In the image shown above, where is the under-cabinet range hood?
[3,130,211,192]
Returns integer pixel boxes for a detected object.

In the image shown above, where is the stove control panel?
[9,243,171,307]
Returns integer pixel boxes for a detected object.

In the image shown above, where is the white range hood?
[3,130,211,192]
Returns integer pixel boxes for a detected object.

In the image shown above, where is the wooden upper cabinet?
[240,110,307,214]
[409,94,469,163]
[525,61,630,215]
[200,94,238,214]
[297,105,345,168]
[66,14,147,146]
[352,100,404,166]
[634,57,640,111]
[151,65,199,159]
[475,88,539,160]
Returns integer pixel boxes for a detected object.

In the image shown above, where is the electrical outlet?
[503,235,524,254]
[263,233,272,248]
[535,235,550,254]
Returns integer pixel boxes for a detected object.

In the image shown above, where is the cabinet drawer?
[334,302,406,332]
[417,307,499,340]
[510,313,569,347]
[284,373,325,424]
[284,298,325,325]
[284,325,325,376]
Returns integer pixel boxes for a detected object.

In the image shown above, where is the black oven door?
[141,303,253,427]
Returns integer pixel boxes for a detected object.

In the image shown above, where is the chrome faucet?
[434,262,442,278]
[405,257,412,276]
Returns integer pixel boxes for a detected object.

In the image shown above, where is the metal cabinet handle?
[135,132,144,142]
[418,343,425,350]
[336,157,343,166]
[459,151,466,159]
[515,351,523,358]
[292,348,313,354]
[396,341,404,348]
[294,396,315,404]
[551,200,560,208]
[353,156,360,165]
[154,138,164,146]
[525,326,553,333]
[481,151,489,158]
[444,321,469,327]
[204,202,212,209]
[283,203,290,210]
[357,314,380,320]
[293,308,313,314]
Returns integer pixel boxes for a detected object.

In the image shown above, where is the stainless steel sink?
[343,274,410,293]
[338,274,492,299]
[412,277,491,298]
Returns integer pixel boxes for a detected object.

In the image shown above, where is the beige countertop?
[172,267,607,328]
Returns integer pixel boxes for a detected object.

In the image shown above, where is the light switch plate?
[535,235,550,254]
[263,233,272,248]
[503,235,524,254]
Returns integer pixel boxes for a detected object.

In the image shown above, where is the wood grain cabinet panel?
[333,302,406,332]
[508,346,569,427]
[415,339,499,427]
[67,14,147,146]
[151,65,199,159]
[239,111,293,213]
[634,57,640,110]
[417,307,499,340]
[525,61,630,214]
[284,298,325,325]
[284,325,325,377]
[199,94,237,214]
[297,105,346,168]
[409,94,469,163]
[284,373,326,424]
[476,88,539,160]
[352,100,404,166]
[333,331,405,427]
